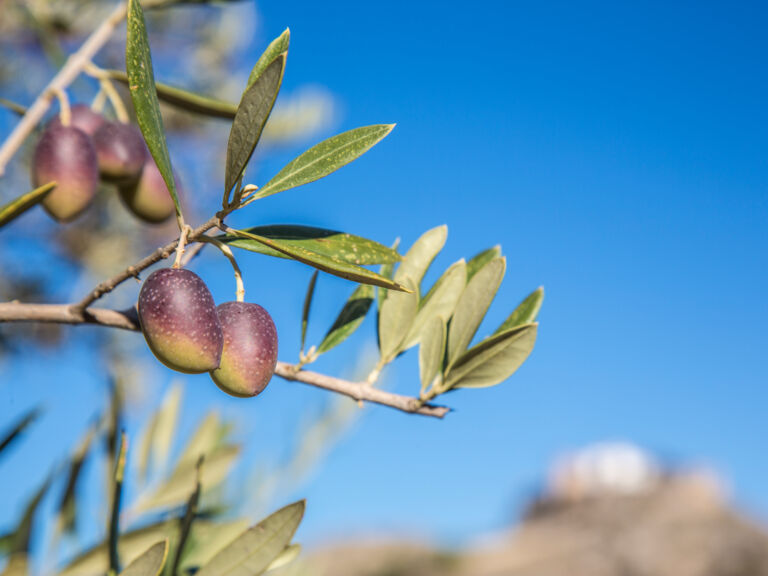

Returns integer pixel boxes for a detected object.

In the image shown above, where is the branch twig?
[0,302,449,419]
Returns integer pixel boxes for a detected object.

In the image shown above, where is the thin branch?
[0,302,450,419]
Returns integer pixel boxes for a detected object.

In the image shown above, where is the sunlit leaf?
[465,246,501,282]
[402,259,466,350]
[219,225,400,266]
[247,29,290,89]
[106,70,237,118]
[446,323,538,389]
[301,271,318,353]
[118,541,168,576]
[379,277,419,361]
[394,226,448,292]
[0,182,56,228]
[252,125,394,200]
[446,257,505,365]
[494,286,544,334]
[264,545,301,573]
[137,383,182,483]
[196,501,305,576]
[225,228,410,292]
[316,284,374,355]
[176,412,223,471]
[419,316,446,392]
[126,0,181,219]
[225,55,285,199]
[176,520,249,573]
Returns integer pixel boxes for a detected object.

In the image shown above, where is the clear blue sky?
[1,0,767,553]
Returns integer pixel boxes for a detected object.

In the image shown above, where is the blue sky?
[1,0,767,554]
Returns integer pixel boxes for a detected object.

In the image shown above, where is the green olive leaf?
[316,283,374,355]
[494,286,544,334]
[0,182,56,228]
[419,315,447,393]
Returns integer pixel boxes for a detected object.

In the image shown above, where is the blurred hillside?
[308,444,768,576]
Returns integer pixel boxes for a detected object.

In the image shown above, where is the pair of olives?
[30,104,177,223]
[138,268,278,398]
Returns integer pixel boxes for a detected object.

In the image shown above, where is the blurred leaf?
[176,520,249,573]
[0,182,56,228]
[0,532,12,555]
[176,412,223,471]
[119,541,168,576]
[465,246,501,282]
[220,225,400,266]
[446,323,538,389]
[247,29,290,89]
[137,384,182,483]
[394,226,448,292]
[1,555,28,576]
[109,433,128,574]
[56,426,97,535]
[376,239,400,351]
[316,284,374,355]
[225,228,410,292]
[9,474,52,556]
[0,98,27,116]
[300,271,318,353]
[264,545,301,573]
[225,55,285,199]
[402,259,466,350]
[379,277,419,361]
[126,0,181,219]
[0,407,41,458]
[196,501,305,576]
[135,446,240,513]
[106,70,237,119]
[494,287,544,334]
[446,257,506,365]
[170,459,201,576]
[253,125,395,200]
[419,316,446,393]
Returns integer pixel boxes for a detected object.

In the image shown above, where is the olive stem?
[91,88,108,113]
[52,88,71,127]
[172,224,192,268]
[85,63,129,123]
[197,236,245,302]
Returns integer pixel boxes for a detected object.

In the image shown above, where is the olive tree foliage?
[0,1,543,575]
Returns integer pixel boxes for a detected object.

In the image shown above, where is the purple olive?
[92,121,147,182]
[51,104,105,136]
[138,268,223,374]
[31,124,99,222]
[118,158,178,224]
[210,302,278,398]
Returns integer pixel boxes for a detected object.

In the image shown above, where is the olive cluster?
[138,268,278,398]
[31,104,178,223]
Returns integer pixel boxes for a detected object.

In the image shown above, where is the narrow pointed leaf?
[465,246,501,282]
[126,0,181,218]
[175,520,249,573]
[446,323,538,389]
[0,407,40,458]
[301,271,318,353]
[10,474,52,556]
[109,433,128,575]
[106,70,236,119]
[494,287,544,334]
[247,29,290,89]
[402,259,466,350]
[447,257,506,365]
[196,501,305,576]
[56,426,97,535]
[219,225,400,265]
[176,412,222,471]
[225,228,411,292]
[264,545,301,573]
[316,284,374,355]
[394,225,447,289]
[0,182,56,228]
[0,98,27,116]
[137,384,182,484]
[118,541,168,576]
[225,55,285,199]
[253,125,394,200]
[379,277,419,360]
[419,316,446,392]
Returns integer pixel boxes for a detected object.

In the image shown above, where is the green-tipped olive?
[210,302,278,398]
[138,268,223,374]
[92,121,147,182]
[51,104,105,136]
[118,159,178,224]
[31,124,99,222]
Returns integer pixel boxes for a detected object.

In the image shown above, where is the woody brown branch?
[0,302,450,419]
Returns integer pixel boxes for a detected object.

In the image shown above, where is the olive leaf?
[419,316,446,393]
[445,323,538,389]
[126,0,181,219]
[0,407,40,458]
[136,383,182,483]
[252,125,395,200]
[0,97,27,116]
[316,283,374,355]
[56,425,97,535]
[264,545,301,573]
[378,277,419,361]
[196,501,305,576]
[247,28,290,89]
[118,541,168,576]
[446,257,506,365]
[394,225,448,289]
[301,271,318,353]
[494,286,544,334]
[465,246,501,282]
[0,182,56,228]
